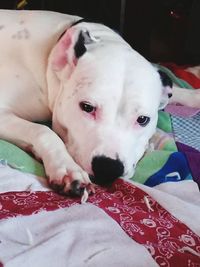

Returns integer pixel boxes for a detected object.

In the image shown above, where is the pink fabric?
[165,104,200,117]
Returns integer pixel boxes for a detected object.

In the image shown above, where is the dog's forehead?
[76,47,161,97]
[71,43,162,116]
[125,62,162,97]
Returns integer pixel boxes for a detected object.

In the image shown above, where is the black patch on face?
[158,70,173,88]
[91,156,124,186]
[168,93,173,98]
[74,31,87,58]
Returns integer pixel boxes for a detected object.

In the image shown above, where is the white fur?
[0,10,167,192]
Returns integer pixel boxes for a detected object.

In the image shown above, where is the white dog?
[0,10,197,197]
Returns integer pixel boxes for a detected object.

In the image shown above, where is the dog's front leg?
[0,112,92,196]
[170,85,200,108]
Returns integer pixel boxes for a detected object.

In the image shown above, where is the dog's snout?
[91,156,124,185]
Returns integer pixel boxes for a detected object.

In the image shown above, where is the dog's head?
[47,22,172,185]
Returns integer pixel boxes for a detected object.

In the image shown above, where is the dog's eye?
[137,116,150,126]
[79,101,96,113]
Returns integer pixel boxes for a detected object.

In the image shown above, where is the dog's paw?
[48,167,95,199]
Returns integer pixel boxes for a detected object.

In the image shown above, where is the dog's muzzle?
[91,155,124,186]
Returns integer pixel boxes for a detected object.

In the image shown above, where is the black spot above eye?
[79,101,96,113]
[158,70,173,88]
[137,116,150,126]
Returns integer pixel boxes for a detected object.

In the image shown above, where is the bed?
[0,64,200,267]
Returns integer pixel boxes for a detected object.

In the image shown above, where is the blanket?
[0,65,200,266]
[0,164,200,266]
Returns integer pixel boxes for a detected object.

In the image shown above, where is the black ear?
[74,30,94,58]
[158,70,173,110]
[158,70,173,98]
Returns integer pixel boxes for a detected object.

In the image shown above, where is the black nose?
[91,156,124,186]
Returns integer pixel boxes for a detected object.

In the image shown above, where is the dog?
[1,10,197,197]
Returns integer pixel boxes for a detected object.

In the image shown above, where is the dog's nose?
[91,155,124,185]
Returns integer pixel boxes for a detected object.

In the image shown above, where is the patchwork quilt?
[0,65,200,267]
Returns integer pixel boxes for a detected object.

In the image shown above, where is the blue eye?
[137,116,150,126]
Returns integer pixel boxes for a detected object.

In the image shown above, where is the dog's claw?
[49,177,95,203]
[48,166,94,201]
[81,188,89,204]
[69,180,85,197]
[86,183,96,194]
[80,184,96,203]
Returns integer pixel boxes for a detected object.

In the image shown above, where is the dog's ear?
[51,27,96,71]
[158,70,173,110]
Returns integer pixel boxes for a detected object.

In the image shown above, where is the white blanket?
[0,164,200,267]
